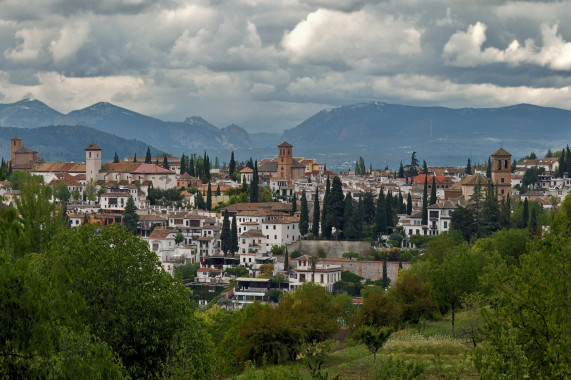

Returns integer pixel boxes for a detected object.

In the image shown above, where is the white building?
[288,255,341,292]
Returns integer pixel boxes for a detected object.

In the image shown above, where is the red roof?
[240,167,254,173]
[132,163,173,174]
[412,174,449,184]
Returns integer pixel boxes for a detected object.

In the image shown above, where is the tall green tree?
[48,225,213,379]
[363,191,376,224]
[231,215,238,256]
[216,184,221,196]
[249,161,259,203]
[522,198,529,228]
[406,193,412,215]
[475,231,571,379]
[326,176,345,238]
[206,182,212,210]
[382,254,389,288]
[229,151,236,179]
[429,176,437,205]
[321,176,331,239]
[428,245,479,331]
[122,196,139,234]
[312,188,320,238]
[376,188,387,235]
[421,176,428,225]
[409,151,419,177]
[299,190,309,236]
[291,193,297,215]
[221,211,231,256]
[114,152,119,163]
[398,161,404,178]
[465,158,472,174]
[342,193,355,240]
[163,155,170,170]
[486,157,492,179]
[145,147,152,163]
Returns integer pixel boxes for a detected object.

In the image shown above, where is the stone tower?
[85,143,102,182]
[491,147,511,198]
[10,136,21,163]
[276,141,293,179]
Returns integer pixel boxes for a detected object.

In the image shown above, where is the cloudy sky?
[1,0,570,132]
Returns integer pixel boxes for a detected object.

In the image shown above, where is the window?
[497,160,501,170]
[501,177,505,183]
[444,221,448,228]
[504,160,508,169]
[273,225,276,230]
[274,235,277,239]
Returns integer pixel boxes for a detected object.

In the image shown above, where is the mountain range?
[0,98,569,168]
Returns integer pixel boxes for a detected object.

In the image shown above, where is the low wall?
[287,240,372,259]
[320,259,411,284]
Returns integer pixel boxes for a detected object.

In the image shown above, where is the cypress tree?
[398,191,406,214]
[8,161,12,178]
[522,198,529,228]
[229,151,236,179]
[145,147,152,163]
[376,188,387,235]
[215,184,220,196]
[465,158,472,174]
[386,191,395,228]
[326,176,345,237]
[406,193,412,215]
[291,193,297,215]
[486,157,492,179]
[429,176,437,205]
[529,208,538,236]
[231,215,238,256]
[342,192,354,240]
[113,152,119,163]
[422,160,428,175]
[189,156,195,177]
[312,187,320,238]
[321,176,331,239]
[163,155,170,170]
[355,196,364,240]
[122,196,139,234]
[421,176,428,225]
[299,190,309,236]
[206,182,212,210]
[284,247,289,274]
[133,154,137,163]
[398,161,404,178]
[363,191,376,224]
[249,161,259,202]
[221,211,230,256]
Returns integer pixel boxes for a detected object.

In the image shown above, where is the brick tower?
[491,147,511,198]
[276,141,293,179]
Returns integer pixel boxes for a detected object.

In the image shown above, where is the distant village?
[3,136,569,308]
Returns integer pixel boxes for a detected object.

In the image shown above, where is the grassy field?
[234,311,481,379]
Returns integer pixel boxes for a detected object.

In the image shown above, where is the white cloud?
[50,21,90,63]
[443,22,571,70]
[5,28,48,62]
[282,8,422,68]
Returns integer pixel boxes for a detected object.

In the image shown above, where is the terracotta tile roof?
[241,229,266,238]
[149,231,173,239]
[240,167,254,173]
[132,163,173,174]
[15,146,36,153]
[491,147,511,156]
[85,143,102,151]
[33,162,86,173]
[278,141,293,147]
[461,173,490,186]
[100,162,140,173]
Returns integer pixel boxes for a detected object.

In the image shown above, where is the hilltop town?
[1,136,569,307]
